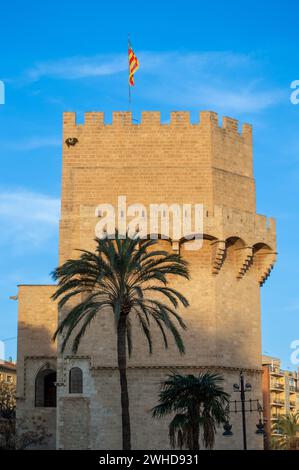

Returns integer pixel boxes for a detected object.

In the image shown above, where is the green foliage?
[52,233,190,449]
[52,234,190,355]
[0,380,16,420]
[152,371,230,450]
[0,381,51,449]
[272,413,299,450]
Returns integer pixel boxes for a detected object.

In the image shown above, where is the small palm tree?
[152,371,229,450]
[272,413,299,450]
[52,234,190,450]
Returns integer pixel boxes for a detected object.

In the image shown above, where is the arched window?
[35,368,56,407]
[69,367,83,394]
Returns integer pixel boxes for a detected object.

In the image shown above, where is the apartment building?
[262,355,298,446]
[0,360,16,385]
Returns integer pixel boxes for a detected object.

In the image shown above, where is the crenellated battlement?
[62,109,257,232]
[63,110,252,141]
[203,205,276,249]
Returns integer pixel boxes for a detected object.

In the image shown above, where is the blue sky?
[0,0,299,369]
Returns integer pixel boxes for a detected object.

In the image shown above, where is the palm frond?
[168,413,190,449]
[152,371,230,450]
[52,233,190,357]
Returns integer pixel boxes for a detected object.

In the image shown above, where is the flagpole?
[128,33,131,112]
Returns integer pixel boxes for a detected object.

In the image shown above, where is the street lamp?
[222,421,233,436]
[223,370,265,449]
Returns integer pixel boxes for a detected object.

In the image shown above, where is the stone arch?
[135,232,215,253]
[69,367,83,394]
[225,236,246,249]
[35,367,56,407]
[253,242,273,252]
[180,232,216,242]
[221,237,253,279]
[252,242,276,286]
[179,232,215,254]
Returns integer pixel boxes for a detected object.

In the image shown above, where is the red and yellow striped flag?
[128,46,139,86]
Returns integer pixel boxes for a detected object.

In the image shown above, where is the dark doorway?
[44,371,56,407]
[35,368,56,407]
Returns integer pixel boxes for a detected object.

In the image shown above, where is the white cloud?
[146,83,283,114]
[135,52,283,114]
[19,50,283,114]
[24,50,253,81]
[0,189,60,251]
[25,54,127,81]
[5,137,60,151]
[282,299,299,313]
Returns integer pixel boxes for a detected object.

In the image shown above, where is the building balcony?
[271,414,284,421]
[271,431,283,436]
[289,385,296,393]
[270,367,284,377]
[289,401,296,408]
[270,382,284,390]
[271,399,284,406]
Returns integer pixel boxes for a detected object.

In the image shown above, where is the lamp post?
[239,370,249,449]
[223,369,264,450]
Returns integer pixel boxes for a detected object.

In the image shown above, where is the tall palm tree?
[152,371,229,450]
[52,234,190,450]
[272,413,299,450]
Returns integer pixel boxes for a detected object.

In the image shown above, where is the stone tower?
[16,110,276,449]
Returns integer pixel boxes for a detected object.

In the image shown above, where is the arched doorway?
[35,368,56,407]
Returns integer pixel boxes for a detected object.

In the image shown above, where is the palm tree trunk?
[117,313,131,450]
[188,407,200,450]
[192,420,200,450]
